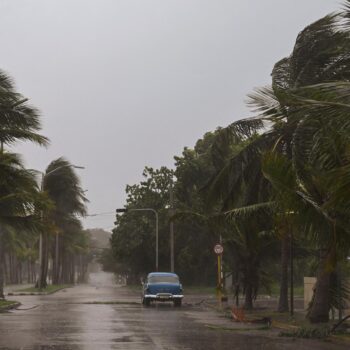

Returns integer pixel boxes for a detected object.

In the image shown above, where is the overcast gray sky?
[0,0,341,230]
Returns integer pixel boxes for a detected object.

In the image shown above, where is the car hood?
[147,283,182,294]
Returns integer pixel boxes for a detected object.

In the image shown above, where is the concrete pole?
[220,235,224,290]
[290,230,294,317]
[170,184,174,273]
[38,173,44,289]
[155,211,159,271]
[338,265,342,320]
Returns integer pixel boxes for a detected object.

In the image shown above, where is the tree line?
[0,70,89,298]
[110,1,350,324]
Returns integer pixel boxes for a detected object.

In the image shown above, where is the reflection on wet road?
[0,272,347,349]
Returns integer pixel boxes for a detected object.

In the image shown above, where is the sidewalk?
[4,284,32,294]
[191,300,350,347]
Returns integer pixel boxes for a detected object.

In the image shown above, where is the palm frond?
[44,157,88,219]
[0,69,49,147]
[224,201,275,219]
[206,132,275,210]
[210,117,265,169]
[247,86,285,118]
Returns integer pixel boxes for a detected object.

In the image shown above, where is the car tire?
[174,299,182,307]
[143,298,151,307]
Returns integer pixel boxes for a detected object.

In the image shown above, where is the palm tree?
[0,152,47,298]
[223,210,277,309]
[207,3,350,318]
[0,69,48,149]
[0,68,50,292]
[41,158,87,286]
[271,81,350,322]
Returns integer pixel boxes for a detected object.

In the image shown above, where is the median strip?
[0,300,21,312]
[8,284,72,296]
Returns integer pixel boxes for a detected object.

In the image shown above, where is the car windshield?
[148,275,179,284]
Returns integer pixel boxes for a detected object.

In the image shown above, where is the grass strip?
[206,324,270,332]
[15,284,71,294]
[0,300,19,311]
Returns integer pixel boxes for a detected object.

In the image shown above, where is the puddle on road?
[112,335,132,342]
[80,301,140,305]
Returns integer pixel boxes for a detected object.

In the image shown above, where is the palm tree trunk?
[27,260,31,283]
[38,232,49,288]
[70,255,75,284]
[61,251,69,284]
[32,260,36,283]
[18,261,22,284]
[81,256,88,283]
[3,254,8,284]
[244,282,254,310]
[278,235,289,312]
[0,252,4,299]
[308,249,332,323]
[9,252,13,284]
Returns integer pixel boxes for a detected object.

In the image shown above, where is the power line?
[86,211,115,217]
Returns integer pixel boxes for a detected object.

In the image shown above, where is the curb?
[8,285,72,296]
[329,334,350,346]
[0,301,21,312]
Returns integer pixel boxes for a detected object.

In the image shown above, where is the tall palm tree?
[0,152,47,298]
[207,3,350,318]
[0,68,49,292]
[40,158,87,286]
[272,81,350,322]
[223,209,277,309]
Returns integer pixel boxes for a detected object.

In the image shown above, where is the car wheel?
[143,298,151,307]
[174,299,182,307]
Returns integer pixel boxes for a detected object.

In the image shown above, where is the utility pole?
[170,184,174,273]
[290,230,294,317]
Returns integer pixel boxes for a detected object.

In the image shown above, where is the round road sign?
[214,244,224,255]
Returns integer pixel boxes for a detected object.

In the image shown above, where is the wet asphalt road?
[0,272,348,350]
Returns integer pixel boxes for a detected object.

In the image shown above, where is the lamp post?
[37,164,85,289]
[169,184,174,273]
[116,208,159,271]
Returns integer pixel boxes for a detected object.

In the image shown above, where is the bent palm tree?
[0,70,48,148]
[207,4,350,318]
[40,158,87,286]
[0,152,48,298]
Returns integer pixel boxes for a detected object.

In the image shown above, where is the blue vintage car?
[142,272,184,307]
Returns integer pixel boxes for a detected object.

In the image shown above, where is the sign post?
[214,243,224,307]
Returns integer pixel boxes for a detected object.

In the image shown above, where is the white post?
[38,173,44,288]
[169,184,174,272]
[155,211,159,271]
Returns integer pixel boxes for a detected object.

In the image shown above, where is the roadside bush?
[280,326,331,339]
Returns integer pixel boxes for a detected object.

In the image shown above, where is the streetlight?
[116,208,159,271]
[37,164,85,289]
[169,183,175,273]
